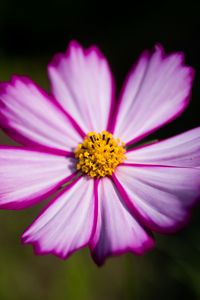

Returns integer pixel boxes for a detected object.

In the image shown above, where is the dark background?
[0,1,200,299]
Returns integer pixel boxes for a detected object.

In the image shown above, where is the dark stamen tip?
[90,136,95,143]
[106,138,110,144]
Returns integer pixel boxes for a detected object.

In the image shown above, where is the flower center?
[74,131,126,178]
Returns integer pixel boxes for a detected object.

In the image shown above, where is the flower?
[0,41,200,266]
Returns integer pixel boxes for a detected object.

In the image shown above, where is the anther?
[90,136,95,143]
[106,138,110,144]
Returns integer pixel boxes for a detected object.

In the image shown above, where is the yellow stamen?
[74,131,126,178]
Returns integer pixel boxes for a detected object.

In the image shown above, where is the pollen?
[74,131,126,178]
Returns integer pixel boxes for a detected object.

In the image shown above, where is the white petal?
[0,76,82,153]
[126,127,200,167]
[0,147,75,209]
[90,177,154,265]
[48,41,114,133]
[22,176,96,259]
[115,164,200,233]
[113,46,194,144]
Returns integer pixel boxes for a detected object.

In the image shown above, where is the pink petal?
[22,176,96,259]
[0,147,76,209]
[48,40,115,133]
[112,45,194,144]
[90,177,154,265]
[0,76,83,154]
[126,127,200,167]
[115,164,200,233]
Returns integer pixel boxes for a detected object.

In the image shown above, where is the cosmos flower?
[0,41,200,266]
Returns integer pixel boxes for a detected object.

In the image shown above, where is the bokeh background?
[0,1,200,299]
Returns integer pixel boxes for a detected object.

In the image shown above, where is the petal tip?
[90,238,155,266]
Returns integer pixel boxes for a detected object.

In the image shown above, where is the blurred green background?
[0,1,200,299]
